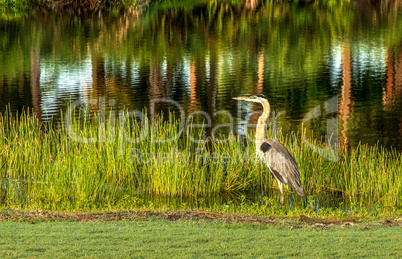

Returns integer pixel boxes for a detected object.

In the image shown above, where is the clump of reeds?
[0,109,400,211]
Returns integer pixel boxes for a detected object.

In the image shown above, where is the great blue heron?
[233,94,304,208]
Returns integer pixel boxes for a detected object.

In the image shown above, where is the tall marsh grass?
[0,109,401,211]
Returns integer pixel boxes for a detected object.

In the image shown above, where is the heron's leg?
[277,181,284,209]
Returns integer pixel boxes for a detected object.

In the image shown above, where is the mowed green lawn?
[0,219,401,258]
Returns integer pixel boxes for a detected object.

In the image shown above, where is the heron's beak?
[233,96,249,101]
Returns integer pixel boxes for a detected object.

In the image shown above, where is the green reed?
[0,109,401,211]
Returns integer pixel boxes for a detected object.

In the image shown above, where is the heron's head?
[233,94,267,103]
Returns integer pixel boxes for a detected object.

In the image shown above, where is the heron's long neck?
[256,100,270,144]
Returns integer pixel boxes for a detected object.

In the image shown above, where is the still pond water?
[1,0,402,150]
[0,1,401,211]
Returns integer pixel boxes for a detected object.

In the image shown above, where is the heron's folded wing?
[259,139,304,196]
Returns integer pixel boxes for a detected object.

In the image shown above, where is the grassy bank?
[0,109,401,216]
[1,216,401,257]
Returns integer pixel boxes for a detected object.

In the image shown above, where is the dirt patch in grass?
[0,210,401,228]
[0,210,274,223]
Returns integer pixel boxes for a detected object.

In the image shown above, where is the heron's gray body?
[256,139,304,197]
